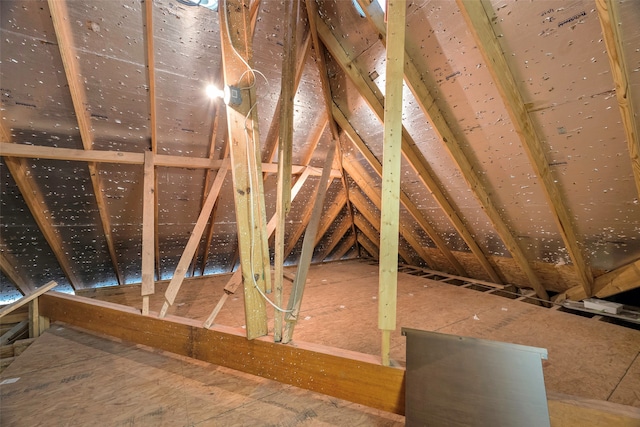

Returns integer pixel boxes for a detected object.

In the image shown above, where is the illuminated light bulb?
[206,84,224,99]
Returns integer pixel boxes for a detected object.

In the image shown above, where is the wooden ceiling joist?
[317,12,549,298]
[1,124,83,290]
[596,0,640,201]
[48,0,124,287]
[0,142,342,177]
[456,0,594,297]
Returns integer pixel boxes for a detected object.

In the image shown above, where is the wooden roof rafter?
[355,225,380,262]
[595,0,640,201]
[456,0,594,297]
[313,188,347,248]
[334,105,459,273]
[320,8,549,298]
[354,0,501,285]
[317,17,490,277]
[194,79,227,277]
[329,232,357,261]
[317,214,353,261]
[349,189,421,268]
[564,258,640,301]
[0,122,83,290]
[282,178,334,262]
[0,236,35,295]
[305,0,359,262]
[282,114,335,261]
[262,30,312,165]
[48,0,124,287]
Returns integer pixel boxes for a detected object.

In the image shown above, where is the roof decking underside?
[1,0,639,303]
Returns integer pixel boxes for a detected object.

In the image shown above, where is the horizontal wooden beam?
[37,292,640,425]
[0,142,342,176]
[0,281,58,319]
[39,291,405,414]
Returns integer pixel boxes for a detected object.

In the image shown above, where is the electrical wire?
[221,0,291,314]
[243,106,293,314]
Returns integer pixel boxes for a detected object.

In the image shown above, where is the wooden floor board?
[4,259,638,424]
[0,325,404,426]
[82,260,640,406]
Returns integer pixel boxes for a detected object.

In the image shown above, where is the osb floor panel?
[0,325,404,426]
[77,260,640,407]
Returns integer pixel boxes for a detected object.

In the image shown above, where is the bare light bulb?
[206,84,224,99]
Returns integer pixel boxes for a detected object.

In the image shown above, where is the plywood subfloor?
[0,324,404,426]
[83,260,640,408]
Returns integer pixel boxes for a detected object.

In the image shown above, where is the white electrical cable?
[222,0,292,314]
[242,110,293,314]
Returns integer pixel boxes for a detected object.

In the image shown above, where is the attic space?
[1,0,640,424]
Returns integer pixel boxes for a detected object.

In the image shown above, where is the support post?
[273,0,299,342]
[378,0,405,366]
[219,0,270,339]
[141,151,155,315]
[29,298,40,338]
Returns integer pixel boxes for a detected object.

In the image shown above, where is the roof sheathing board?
[0,1,79,141]
[487,0,640,269]
[153,0,220,156]
[619,0,640,134]
[66,0,151,149]
[403,2,562,263]
[0,159,72,293]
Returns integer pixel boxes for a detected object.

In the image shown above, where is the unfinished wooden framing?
[1,0,639,373]
[456,0,594,297]
[48,0,124,287]
[218,0,271,340]
[1,124,83,290]
[595,0,640,201]
[33,291,640,426]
